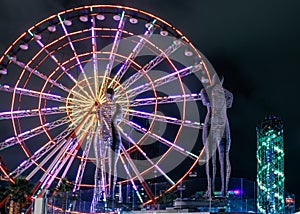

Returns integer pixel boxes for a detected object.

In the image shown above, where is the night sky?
[0,0,300,208]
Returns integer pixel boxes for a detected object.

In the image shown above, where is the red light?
[285,198,294,203]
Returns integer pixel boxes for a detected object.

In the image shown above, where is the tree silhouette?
[4,177,32,214]
[54,178,74,213]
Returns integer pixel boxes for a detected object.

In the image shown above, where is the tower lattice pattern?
[256,116,285,213]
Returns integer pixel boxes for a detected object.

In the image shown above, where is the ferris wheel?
[0,5,216,206]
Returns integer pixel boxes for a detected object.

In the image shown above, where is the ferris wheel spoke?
[35,105,95,192]
[118,126,175,185]
[58,15,96,99]
[24,106,95,181]
[56,128,90,190]
[116,39,183,92]
[122,119,199,161]
[99,11,126,97]
[66,96,94,107]
[123,93,202,107]
[38,137,79,192]
[109,20,157,88]
[12,125,75,178]
[0,116,70,151]
[28,30,94,101]
[91,16,99,97]
[0,107,67,120]
[119,155,144,203]
[123,63,203,99]
[40,125,91,193]
[125,109,203,129]
[0,84,66,103]
[120,144,156,204]
[73,124,96,191]
[69,107,95,122]
[8,56,72,95]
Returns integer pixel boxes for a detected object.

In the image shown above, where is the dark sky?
[0,0,300,207]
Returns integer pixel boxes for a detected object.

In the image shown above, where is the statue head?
[106,87,115,101]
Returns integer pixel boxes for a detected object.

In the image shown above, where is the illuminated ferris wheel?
[0,5,215,206]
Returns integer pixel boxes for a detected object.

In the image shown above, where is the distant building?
[256,115,285,213]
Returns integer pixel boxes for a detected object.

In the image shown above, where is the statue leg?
[218,149,225,196]
[91,135,108,212]
[111,145,120,200]
[203,121,212,198]
[218,138,231,196]
[107,146,113,198]
[225,120,231,194]
[204,147,211,198]
[101,143,108,199]
[108,122,121,200]
[212,151,217,195]
[225,154,231,194]
[223,120,231,195]
[225,143,231,194]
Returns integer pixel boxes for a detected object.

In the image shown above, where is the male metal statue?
[92,87,122,211]
[200,75,233,198]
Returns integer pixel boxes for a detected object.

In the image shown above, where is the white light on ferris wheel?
[64,19,72,26]
[34,34,42,40]
[19,43,29,50]
[145,22,153,29]
[0,68,7,75]
[129,17,138,24]
[184,49,193,57]
[96,14,105,20]
[47,25,56,32]
[160,30,168,36]
[79,15,89,22]
[113,14,121,21]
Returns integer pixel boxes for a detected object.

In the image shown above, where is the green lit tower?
[256,115,285,213]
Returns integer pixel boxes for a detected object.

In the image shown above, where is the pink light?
[233,189,241,195]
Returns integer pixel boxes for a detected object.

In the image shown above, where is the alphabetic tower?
[256,115,285,213]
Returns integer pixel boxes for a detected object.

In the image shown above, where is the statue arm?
[112,103,123,122]
[224,89,233,109]
[200,89,210,106]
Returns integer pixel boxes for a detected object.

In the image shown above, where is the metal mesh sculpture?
[200,76,233,198]
[92,88,122,211]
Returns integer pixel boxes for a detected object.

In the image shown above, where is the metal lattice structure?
[256,115,285,214]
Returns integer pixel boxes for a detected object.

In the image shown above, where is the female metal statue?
[200,76,233,198]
